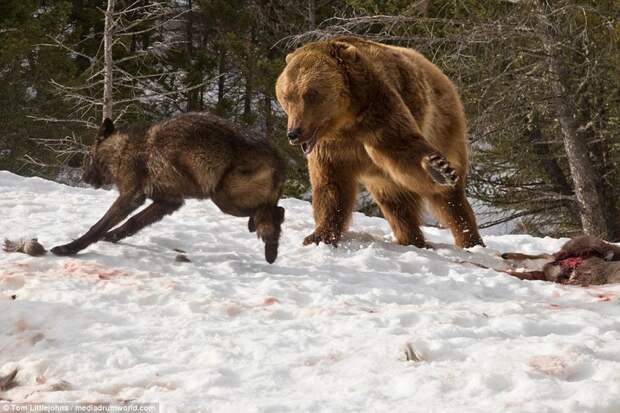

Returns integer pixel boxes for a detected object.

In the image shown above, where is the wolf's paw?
[423,153,459,187]
[51,244,79,256]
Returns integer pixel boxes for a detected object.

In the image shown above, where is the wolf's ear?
[329,42,360,65]
[98,118,115,141]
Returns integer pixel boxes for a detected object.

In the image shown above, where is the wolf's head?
[82,118,116,189]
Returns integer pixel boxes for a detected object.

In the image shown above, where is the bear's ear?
[329,42,360,65]
[285,52,294,64]
[98,118,115,141]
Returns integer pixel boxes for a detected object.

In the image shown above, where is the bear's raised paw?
[422,154,459,187]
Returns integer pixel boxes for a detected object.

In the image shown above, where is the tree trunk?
[415,0,431,16]
[185,0,199,111]
[217,48,226,105]
[186,0,193,56]
[308,0,316,29]
[264,95,273,141]
[102,0,115,120]
[574,77,620,239]
[243,71,253,121]
[243,34,255,124]
[525,110,579,221]
[537,2,609,238]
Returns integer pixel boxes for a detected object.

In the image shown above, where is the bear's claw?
[303,230,340,246]
[423,153,459,187]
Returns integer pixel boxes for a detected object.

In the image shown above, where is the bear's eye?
[281,93,295,103]
[303,90,320,104]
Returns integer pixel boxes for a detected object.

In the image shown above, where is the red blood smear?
[558,257,584,270]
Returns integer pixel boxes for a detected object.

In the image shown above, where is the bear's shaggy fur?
[276,36,484,248]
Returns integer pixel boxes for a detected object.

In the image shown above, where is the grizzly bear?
[275,36,484,249]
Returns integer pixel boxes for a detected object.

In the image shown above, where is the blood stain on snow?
[15,319,28,332]
[263,297,279,306]
[585,289,615,302]
[596,294,612,302]
[529,355,567,377]
[0,274,26,289]
[1,262,33,282]
[62,260,125,280]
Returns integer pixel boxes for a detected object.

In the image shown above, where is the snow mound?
[1,171,619,412]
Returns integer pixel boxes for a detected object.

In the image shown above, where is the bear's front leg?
[364,123,484,249]
[304,157,357,246]
[365,136,459,195]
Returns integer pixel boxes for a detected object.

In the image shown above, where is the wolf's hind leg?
[249,205,285,264]
[104,199,183,243]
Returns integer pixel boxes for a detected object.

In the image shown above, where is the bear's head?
[275,41,361,155]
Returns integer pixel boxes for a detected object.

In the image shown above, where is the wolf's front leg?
[51,193,145,255]
[303,158,357,246]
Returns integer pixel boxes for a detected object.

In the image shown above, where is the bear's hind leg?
[427,185,484,249]
[366,182,427,248]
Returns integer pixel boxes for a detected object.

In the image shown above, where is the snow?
[1,171,620,412]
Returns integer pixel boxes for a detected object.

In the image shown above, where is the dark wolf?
[51,112,287,263]
[501,235,620,286]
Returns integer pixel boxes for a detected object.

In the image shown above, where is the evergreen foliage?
[0,0,618,237]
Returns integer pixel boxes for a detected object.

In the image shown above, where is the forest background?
[1,0,618,239]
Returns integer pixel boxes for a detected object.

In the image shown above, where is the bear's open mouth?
[299,129,319,155]
[301,139,316,155]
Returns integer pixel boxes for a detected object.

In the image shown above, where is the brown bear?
[275,36,484,249]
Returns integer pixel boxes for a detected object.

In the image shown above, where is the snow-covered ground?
[1,171,619,412]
